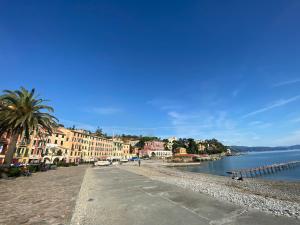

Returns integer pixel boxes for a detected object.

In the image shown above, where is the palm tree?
[0,87,58,165]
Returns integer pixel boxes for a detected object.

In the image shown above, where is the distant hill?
[230,145,300,152]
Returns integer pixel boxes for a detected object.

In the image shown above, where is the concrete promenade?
[71,167,299,225]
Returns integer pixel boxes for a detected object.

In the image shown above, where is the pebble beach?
[122,161,300,219]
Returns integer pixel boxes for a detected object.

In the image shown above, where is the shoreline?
[121,161,300,219]
[164,162,202,167]
[176,163,300,183]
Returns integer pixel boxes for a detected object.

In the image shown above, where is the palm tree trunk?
[4,132,19,165]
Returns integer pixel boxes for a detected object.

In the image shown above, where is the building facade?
[0,127,133,164]
[141,140,172,158]
[122,143,131,159]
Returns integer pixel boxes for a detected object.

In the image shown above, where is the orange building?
[0,127,132,164]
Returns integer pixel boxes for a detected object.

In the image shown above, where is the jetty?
[228,161,300,179]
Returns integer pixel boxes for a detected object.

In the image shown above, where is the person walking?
[138,159,141,167]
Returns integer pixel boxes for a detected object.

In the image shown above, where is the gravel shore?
[0,165,87,225]
[121,161,300,219]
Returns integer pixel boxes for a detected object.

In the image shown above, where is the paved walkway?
[0,165,87,225]
[71,167,299,225]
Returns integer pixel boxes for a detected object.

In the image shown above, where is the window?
[54,140,58,144]
[56,134,59,137]
[61,141,63,146]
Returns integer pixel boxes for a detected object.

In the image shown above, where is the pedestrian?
[138,159,141,167]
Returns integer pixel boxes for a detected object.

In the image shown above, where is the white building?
[148,150,173,158]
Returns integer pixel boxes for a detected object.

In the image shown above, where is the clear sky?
[1,0,300,146]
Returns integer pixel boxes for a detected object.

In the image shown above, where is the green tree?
[187,138,198,154]
[0,87,58,165]
[95,127,103,137]
[203,139,227,154]
[162,139,169,150]
[172,139,186,154]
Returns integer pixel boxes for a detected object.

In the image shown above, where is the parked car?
[130,157,140,161]
[94,161,110,166]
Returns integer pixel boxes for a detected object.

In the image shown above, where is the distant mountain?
[230,145,300,152]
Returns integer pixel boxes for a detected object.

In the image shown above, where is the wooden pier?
[227,161,300,179]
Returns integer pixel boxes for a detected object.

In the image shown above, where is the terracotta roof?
[55,129,65,135]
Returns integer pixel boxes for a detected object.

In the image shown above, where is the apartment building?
[0,131,46,164]
[0,132,12,164]
[111,138,123,160]
[122,143,130,159]
[0,127,132,164]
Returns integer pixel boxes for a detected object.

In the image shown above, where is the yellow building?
[1,126,137,164]
[122,143,130,159]
[174,147,187,155]
[111,138,123,160]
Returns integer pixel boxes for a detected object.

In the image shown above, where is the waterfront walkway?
[0,165,87,225]
[71,167,299,225]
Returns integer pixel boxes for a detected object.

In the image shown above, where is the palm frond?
[0,87,57,140]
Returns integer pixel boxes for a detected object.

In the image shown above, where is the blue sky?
[1,0,300,146]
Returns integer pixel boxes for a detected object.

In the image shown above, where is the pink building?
[140,141,172,158]
[144,141,165,151]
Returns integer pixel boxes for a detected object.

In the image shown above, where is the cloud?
[242,95,300,118]
[147,98,182,110]
[248,121,272,129]
[273,130,300,146]
[290,117,300,123]
[167,111,208,126]
[166,110,238,140]
[86,107,122,115]
[249,121,262,126]
[273,78,300,87]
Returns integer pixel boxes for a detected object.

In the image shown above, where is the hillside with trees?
[171,138,227,155]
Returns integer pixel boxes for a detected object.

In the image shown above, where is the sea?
[180,149,300,182]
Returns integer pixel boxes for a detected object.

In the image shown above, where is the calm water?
[181,149,300,181]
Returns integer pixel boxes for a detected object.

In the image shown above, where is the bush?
[7,167,21,177]
[56,161,67,167]
[57,161,78,167]
[28,165,40,173]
